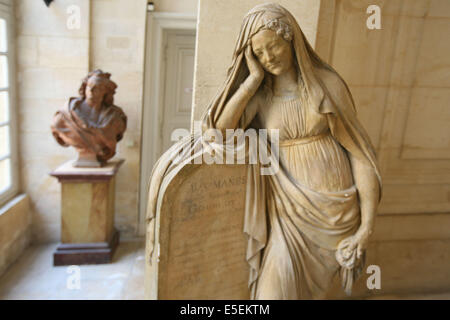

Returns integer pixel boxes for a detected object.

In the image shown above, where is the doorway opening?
[139,13,197,235]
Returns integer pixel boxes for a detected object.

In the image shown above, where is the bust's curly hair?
[78,69,117,106]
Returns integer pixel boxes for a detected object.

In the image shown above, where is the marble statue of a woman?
[146,3,382,299]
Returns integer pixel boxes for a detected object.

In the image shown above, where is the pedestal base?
[50,159,124,266]
[53,230,120,266]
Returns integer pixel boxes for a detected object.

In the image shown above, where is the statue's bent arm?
[348,152,380,256]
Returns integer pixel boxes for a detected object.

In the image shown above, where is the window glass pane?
[0,19,6,53]
[0,55,8,88]
[0,91,8,123]
[0,158,11,192]
[0,124,9,157]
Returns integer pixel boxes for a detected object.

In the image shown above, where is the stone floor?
[0,241,145,300]
[1,241,449,300]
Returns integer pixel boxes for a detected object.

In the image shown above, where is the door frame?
[139,12,197,236]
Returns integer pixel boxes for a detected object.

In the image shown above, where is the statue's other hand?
[245,45,264,84]
[339,229,370,259]
[354,228,370,259]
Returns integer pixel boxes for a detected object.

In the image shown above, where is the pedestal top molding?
[50,159,125,182]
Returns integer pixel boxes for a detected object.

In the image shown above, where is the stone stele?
[145,164,250,299]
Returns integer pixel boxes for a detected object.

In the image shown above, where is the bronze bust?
[51,70,127,167]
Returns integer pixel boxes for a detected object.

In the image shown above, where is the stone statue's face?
[251,29,294,76]
[85,77,107,106]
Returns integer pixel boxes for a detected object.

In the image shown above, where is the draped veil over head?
[201,3,381,178]
[146,3,382,299]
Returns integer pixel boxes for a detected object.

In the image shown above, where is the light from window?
[0,18,6,53]
[0,55,7,88]
[0,15,14,201]
[0,91,7,122]
[0,158,11,192]
[0,125,9,155]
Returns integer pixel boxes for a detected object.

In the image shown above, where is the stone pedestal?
[50,159,124,266]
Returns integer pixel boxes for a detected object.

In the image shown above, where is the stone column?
[50,159,124,266]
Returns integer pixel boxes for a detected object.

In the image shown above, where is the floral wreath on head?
[263,17,293,41]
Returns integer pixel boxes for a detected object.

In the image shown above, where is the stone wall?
[152,0,198,14]
[16,0,90,242]
[15,0,198,244]
[0,195,31,277]
[89,0,148,239]
[316,0,450,297]
[15,0,148,242]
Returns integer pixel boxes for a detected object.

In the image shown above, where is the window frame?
[0,1,19,207]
